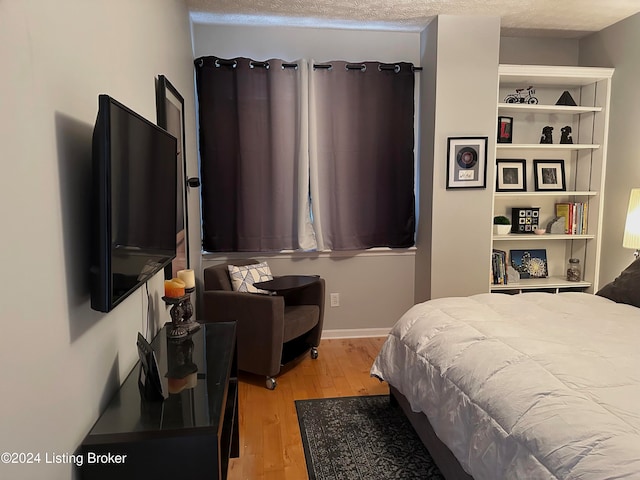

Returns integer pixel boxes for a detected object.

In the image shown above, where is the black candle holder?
[163,287,200,339]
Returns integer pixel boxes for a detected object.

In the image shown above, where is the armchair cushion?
[228,261,273,293]
[283,305,320,342]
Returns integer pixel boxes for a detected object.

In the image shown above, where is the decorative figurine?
[560,126,573,144]
[504,86,538,104]
[547,216,566,234]
[540,126,554,144]
[556,90,577,106]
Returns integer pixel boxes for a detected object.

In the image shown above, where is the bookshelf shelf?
[494,191,597,198]
[497,103,602,114]
[497,144,599,150]
[492,234,595,241]
[490,276,592,292]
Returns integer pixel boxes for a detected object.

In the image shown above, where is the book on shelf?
[491,249,508,285]
[555,202,588,235]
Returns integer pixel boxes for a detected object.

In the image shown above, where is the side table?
[254,274,320,294]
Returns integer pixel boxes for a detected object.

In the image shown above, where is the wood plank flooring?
[227,337,389,480]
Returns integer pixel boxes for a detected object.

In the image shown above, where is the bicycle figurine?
[504,86,538,104]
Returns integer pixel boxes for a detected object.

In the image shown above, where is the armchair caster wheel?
[266,377,277,390]
[310,347,318,360]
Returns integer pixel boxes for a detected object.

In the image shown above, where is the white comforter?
[370,292,640,480]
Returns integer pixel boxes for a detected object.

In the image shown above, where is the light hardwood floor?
[227,337,390,480]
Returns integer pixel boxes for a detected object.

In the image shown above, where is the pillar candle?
[164,278,186,298]
[177,269,196,289]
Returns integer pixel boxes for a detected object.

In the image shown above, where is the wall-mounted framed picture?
[510,249,548,279]
[156,75,189,279]
[496,159,526,192]
[497,116,513,143]
[533,159,566,191]
[446,136,488,189]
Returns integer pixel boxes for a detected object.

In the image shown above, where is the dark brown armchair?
[201,259,325,389]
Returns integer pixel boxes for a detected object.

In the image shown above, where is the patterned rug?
[295,395,445,480]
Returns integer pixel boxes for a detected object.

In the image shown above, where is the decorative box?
[511,207,540,233]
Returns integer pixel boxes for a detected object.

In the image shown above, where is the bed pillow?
[596,257,640,307]
[228,262,273,294]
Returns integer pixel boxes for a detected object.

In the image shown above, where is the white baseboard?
[321,327,391,339]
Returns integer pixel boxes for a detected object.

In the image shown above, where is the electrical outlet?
[330,293,340,307]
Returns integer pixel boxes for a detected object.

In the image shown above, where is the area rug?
[295,395,445,480]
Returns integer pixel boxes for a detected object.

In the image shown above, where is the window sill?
[202,246,416,261]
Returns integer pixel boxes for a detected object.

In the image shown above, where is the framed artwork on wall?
[533,159,566,191]
[156,75,189,279]
[446,136,488,189]
[496,159,526,192]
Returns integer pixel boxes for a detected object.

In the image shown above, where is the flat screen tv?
[90,94,177,313]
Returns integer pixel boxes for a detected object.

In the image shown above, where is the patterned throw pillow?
[228,262,273,294]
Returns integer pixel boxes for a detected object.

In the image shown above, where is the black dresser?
[80,322,238,480]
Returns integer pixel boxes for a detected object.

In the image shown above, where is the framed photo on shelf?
[497,116,513,143]
[496,159,526,192]
[510,249,548,279]
[446,136,488,189]
[533,159,566,191]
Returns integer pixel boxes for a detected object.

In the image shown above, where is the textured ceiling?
[187,0,640,37]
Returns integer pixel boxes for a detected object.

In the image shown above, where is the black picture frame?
[533,159,566,191]
[156,75,189,279]
[137,333,166,401]
[496,159,527,192]
[446,136,488,189]
[497,116,513,143]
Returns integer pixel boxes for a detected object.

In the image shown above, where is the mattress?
[370,292,640,479]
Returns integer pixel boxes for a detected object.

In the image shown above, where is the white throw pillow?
[228,262,273,293]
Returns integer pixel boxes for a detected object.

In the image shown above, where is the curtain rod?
[197,58,422,72]
[313,63,422,72]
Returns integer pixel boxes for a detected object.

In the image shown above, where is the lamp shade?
[623,188,640,249]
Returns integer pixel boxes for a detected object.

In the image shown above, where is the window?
[195,56,416,252]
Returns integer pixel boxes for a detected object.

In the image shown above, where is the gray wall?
[500,36,580,65]
[579,12,640,285]
[0,1,196,478]
[416,15,501,301]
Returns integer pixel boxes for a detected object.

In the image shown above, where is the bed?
[370,291,640,480]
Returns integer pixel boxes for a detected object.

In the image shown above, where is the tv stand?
[80,322,238,480]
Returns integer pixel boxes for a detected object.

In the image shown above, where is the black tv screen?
[90,95,177,312]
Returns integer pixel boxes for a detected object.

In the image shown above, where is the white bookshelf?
[491,64,613,293]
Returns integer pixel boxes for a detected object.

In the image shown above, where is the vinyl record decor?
[446,136,488,189]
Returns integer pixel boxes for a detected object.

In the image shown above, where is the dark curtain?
[310,61,415,250]
[195,56,304,252]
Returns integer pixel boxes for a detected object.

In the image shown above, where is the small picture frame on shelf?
[510,249,548,279]
[496,159,526,192]
[497,116,513,143]
[446,136,488,189]
[533,159,566,191]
